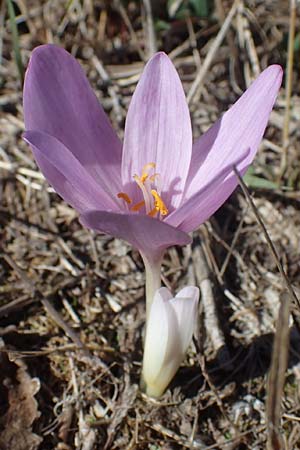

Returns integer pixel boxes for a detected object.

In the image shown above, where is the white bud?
[142,286,199,397]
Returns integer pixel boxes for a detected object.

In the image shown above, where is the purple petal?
[80,210,191,261]
[185,65,282,199]
[23,44,122,194]
[24,131,119,213]
[121,52,192,209]
[166,151,249,232]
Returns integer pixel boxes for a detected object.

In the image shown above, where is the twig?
[219,210,247,278]
[168,25,219,61]
[91,54,123,126]
[187,0,240,104]
[215,0,241,95]
[280,0,296,177]
[42,298,87,352]
[236,2,260,83]
[147,422,206,449]
[113,0,145,61]
[142,0,157,57]
[266,292,290,450]
[192,239,225,354]
[186,16,201,69]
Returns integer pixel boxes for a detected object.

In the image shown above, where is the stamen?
[149,173,159,182]
[134,175,152,213]
[117,162,169,219]
[140,162,156,183]
[149,173,162,195]
[131,200,145,212]
[151,190,168,216]
[148,208,157,217]
[117,192,132,204]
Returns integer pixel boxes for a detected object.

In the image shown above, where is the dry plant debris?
[0,341,42,450]
[0,0,300,449]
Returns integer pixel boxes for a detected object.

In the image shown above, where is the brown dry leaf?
[0,357,42,450]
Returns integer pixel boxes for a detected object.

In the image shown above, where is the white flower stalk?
[142,286,199,397]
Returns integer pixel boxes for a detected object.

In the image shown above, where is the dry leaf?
[0,356,42,450]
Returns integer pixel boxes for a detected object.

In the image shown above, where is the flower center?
[117,163,168,218]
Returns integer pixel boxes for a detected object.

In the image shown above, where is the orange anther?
[117,192,132,204]
[130,163,168,217]
[149,173,159,182]
[151,190,168,216]
[148,208,157,217]
[142,162,156,173]
[140,162,156,183]
[131,200,145,212]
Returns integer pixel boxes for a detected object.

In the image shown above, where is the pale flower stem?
[141,253,162,320]
[140,253,163,395]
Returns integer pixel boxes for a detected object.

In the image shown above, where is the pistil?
[133,174,152,213]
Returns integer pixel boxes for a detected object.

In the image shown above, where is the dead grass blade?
[142,0,157,57]
[280,0,297,177]
[266,292,290,450]
[187,0,239,105]
[233,167,297,450]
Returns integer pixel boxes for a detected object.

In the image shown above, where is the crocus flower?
[23,45,282,397]
[23,45,282,315]
[142,286,199,397]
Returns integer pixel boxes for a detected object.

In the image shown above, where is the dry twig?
[266,292,291,450]
[280,0,297,177]
[187,0,240,104]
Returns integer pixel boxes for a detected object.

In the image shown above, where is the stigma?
[117,163,169,218]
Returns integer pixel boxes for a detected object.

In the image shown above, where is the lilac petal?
[122,52,192,209]
[171,286,199,352]
[80,210,191,261]
[24,131,119,213]
[185,65,283,199]
[166,150,249,232]
[23,44,122,194]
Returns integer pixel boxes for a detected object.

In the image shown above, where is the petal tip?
[148,51,172,67]
[27,44,72,74]
[24,44,67,87]
[28,44,56,66]
[263,64,283,85]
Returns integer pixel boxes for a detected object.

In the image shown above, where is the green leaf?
[167,0,190,19]
[294,33,300,52]
[244,173,278,190]
[167,0,182,18]
[155,19,171,32]
[189,0,209,17]
[6,0,24,85]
